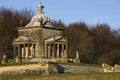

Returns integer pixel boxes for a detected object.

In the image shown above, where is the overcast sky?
[0,0,120,29]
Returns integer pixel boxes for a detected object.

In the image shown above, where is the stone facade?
[12,3,68,62]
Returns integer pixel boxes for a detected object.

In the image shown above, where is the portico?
[13,36,36,59]
[44,43,67,58]
[44,36,68,60]
[12,3,68,62]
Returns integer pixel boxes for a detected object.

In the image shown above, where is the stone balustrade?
[102,63,120,72]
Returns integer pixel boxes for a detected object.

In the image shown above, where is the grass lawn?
[0,72,120,80]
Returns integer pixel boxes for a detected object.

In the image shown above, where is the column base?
[74,58,80,63]
[15,57,21,63]
[50,58,68,63]
[2,58,7,64]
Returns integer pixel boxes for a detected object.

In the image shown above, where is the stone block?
[74,58,80,63]
[15,57,21,63]
[2,59,6,64]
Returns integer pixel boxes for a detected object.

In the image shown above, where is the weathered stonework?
[12,3,68,62]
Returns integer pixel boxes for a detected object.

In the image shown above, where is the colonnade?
[13,42,67,59]
[44,43,67,58]
[13,44,35,58]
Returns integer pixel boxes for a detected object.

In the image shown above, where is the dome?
[25,3,53,27]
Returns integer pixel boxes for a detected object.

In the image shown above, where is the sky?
[0,0,120,29]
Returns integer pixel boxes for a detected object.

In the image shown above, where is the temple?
[12,3,68,62]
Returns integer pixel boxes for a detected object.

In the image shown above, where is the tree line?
[0,7,120,65]
[64,22,120,65]
[0,7,33,61]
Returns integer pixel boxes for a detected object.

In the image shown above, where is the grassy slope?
[1,72,120,80]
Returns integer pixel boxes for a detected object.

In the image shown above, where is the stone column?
[13,45,16,59]
[65,44,68,58]
[30,47,32,58]
[26,47,28,58]
[22,47,24,58]
[62,44,64,58]
[18,45,20,58]
[48,44,50,58]
[45,43,47,58]
[23,44,26,58]
[57,44,59,58]
[28,44,30,58]
[31,44,34,57]
[52,44,55,58]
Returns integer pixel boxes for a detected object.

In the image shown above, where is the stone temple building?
[12,3,68,62]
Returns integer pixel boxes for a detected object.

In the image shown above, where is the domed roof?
[25,3,53,27]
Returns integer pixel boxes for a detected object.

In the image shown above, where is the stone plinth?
[61,58,68,63]
[74,58,80,63]
[2,58,6,64]
[15,57,21,63]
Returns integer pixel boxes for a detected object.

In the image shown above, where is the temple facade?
[12,3,68,62]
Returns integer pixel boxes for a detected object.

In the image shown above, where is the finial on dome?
[25,2,52,27]
[37,2,44,13]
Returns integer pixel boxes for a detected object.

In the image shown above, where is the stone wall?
[18,27,42,39]
[18,27,43,57]
[17,27,63,58]
[42,28,62,40]
[1,63,120,75]
[0,63,57,75]
[41,27,63,56]
[0,63,104,76]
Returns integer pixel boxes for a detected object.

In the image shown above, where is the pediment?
[13,36,36,42]
[56,37,68,42]
[45,36,68,43]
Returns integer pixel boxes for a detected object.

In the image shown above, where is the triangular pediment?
[57,37,68,42]
[13,36,36,42]
[45,36,68,43]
